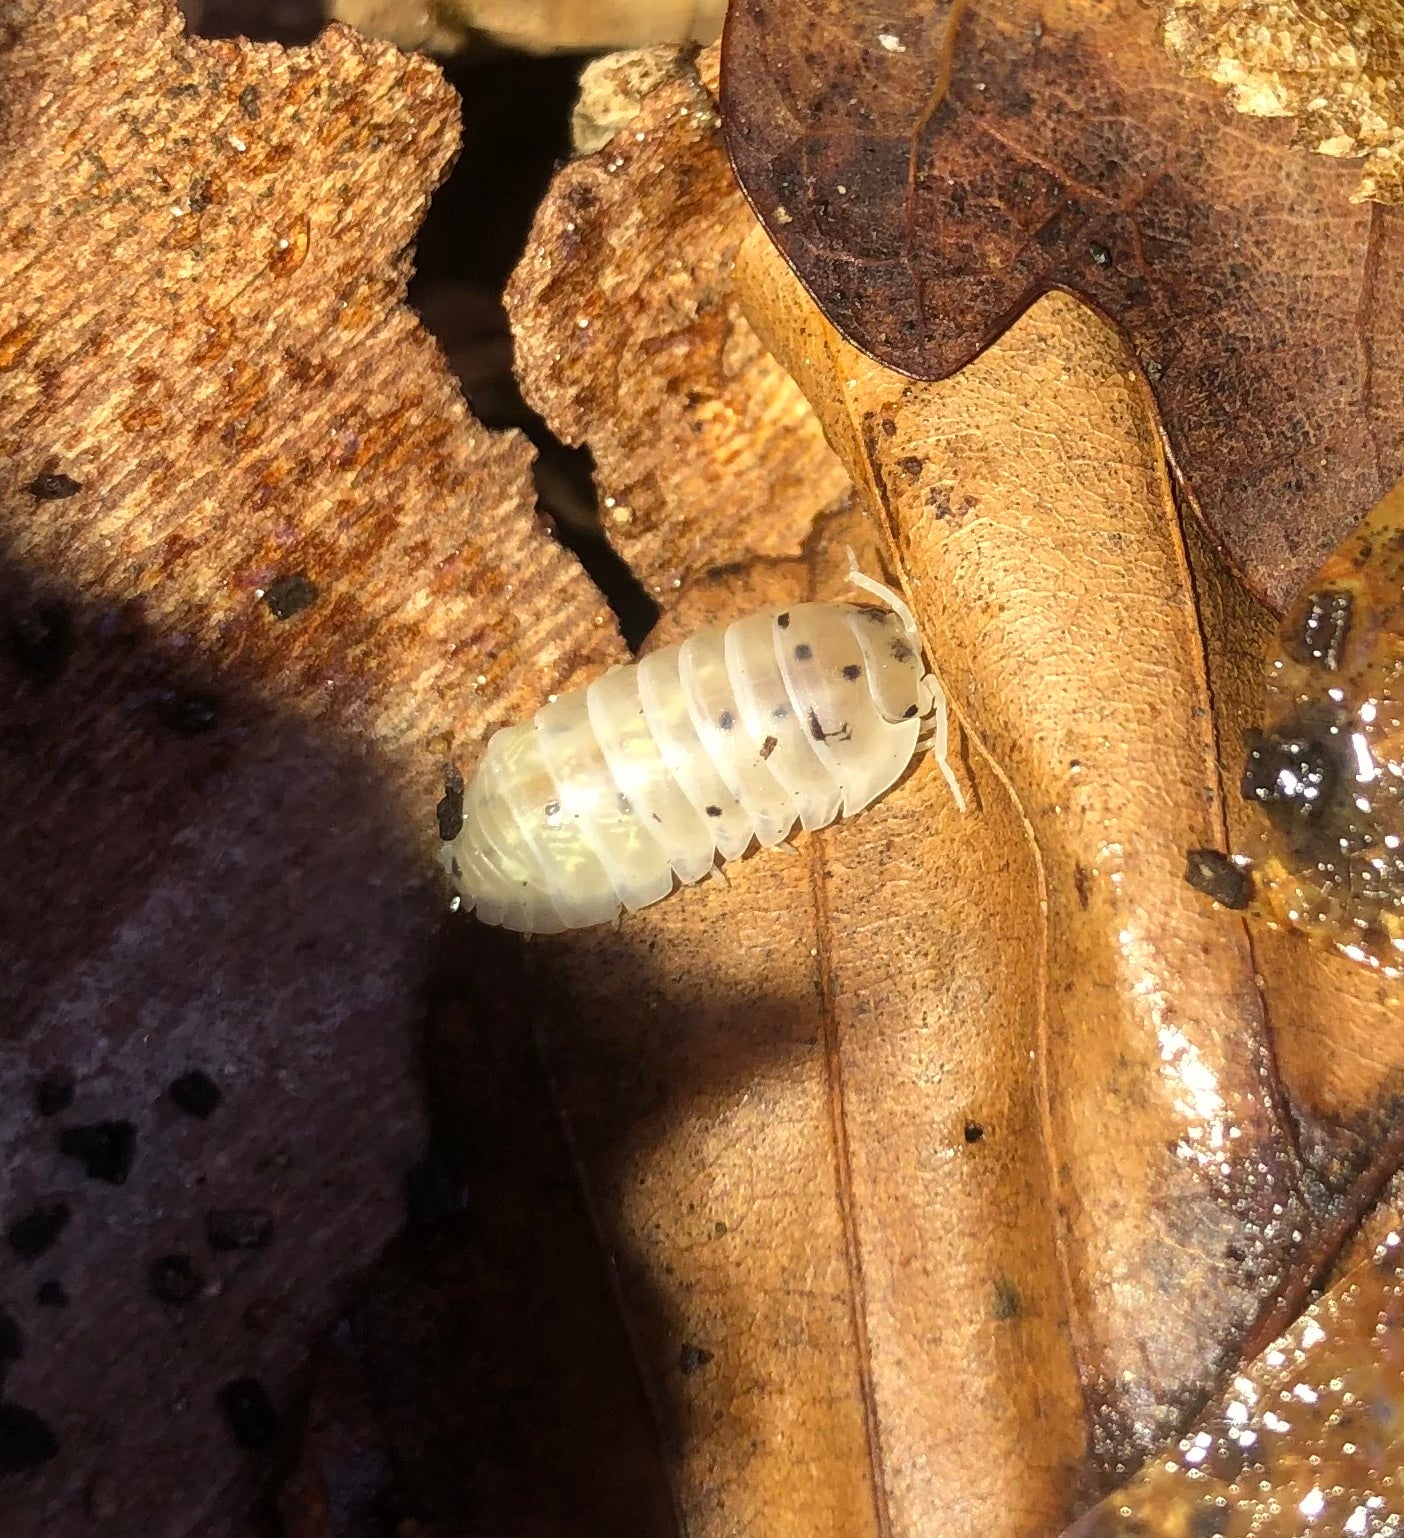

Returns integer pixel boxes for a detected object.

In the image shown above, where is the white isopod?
[442,566,963,933]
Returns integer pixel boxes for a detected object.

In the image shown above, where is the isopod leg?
[918,669,966,813]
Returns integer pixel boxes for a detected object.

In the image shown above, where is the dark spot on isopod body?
[890,638,914,662]
[772,704,789,719]
[777,612,791,628]
[794,643,813,661]
[760,735,778,760]
[617,792,632,814]
[898,455,923,477]
[35,1067,75,1117]
[1089,240,1113,268]
[841,663,861,681]
[149,1253,202,1304]
[59,1120,136,1184]
[437,768,464,842]
[1184,848,1251,910]
[261,572,318,621]
[168,1069,221,1119]
[26,470,81,500]
[678,1343,713,1376]
[218,1378,280,1451]
[1072,861,1091,910]
[6,1202,70,1261]
[964,1121,984,1143]
[880,417,896,436]
[0,1403,60,1472]
[35,1279,67,1308]
[238,84,261,119]
[705,805,723,817]
[902,704,918,719]
[544,799,561,819]
[718,710,734,731]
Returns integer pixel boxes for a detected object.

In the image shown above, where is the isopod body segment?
[442,573,959,933]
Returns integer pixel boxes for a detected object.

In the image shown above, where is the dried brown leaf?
[1064,1220,1404,1536]
[739,223,1326,1491]
[1165,0,1404,204]
[721,0,1404,612]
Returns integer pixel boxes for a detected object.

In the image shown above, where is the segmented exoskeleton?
[442,567,961,933]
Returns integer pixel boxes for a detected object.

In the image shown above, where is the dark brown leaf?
[720,0,1404,612]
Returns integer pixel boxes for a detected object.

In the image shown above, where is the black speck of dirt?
[1089,241,1113,268]
[404,1147,467,1229]
[262,572,319,621]
[238,84,261,119]
[991,1278,1021,1320]
[0,1311,21,1372]
[1143,357,1164,382]
[1287,589,1352,672]
[0,1403,60,1473]
[1184,848,1251,911]
[26,471,81,500]
[437,768,465,842]
[963,1121,984,1144]
[705,805,722,818]
[759,735,777,761]
[793,642,813,661]
[149,1253,203,1305]
[7,1202,70,1261]
[807,708,825,741]
[777,612,791,629]
[35,1280,67,1308]
[897,455,923,477]
[35,1067,75,1118]
[218,1378,280,1452]
[157,691,220,736]
[7,600,74,685]
[59,1120,136,1185]
[718,710,734,731]
[902,704,918,719]
[712,1221,727,1238]
[168,1069,221,1119]
[677,1343,713,1376]
[205,1208,274,1251]
[1072,861,1091,910]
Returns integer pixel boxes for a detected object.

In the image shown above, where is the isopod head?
[1241,478,1404,975]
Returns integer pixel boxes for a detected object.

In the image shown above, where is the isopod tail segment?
[843,549,966,815]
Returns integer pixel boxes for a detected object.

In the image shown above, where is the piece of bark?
[507,44,852,594]
[721,0,1404,614]
[0,3,618,1533]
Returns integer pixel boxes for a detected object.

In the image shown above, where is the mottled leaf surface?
[721,0,1404,612]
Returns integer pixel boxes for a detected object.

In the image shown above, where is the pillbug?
[442,564,963,933]
[1238,479,1404,977]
